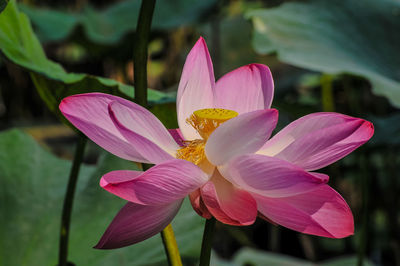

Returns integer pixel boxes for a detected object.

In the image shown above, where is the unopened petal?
[215,64,274,113]
[94,200,182,249]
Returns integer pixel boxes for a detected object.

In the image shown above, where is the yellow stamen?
[187,108,238,139]
[176,139,206,165]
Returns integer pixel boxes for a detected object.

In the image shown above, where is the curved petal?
[94,200,182,249]
[168,128,185,147]
[100,159,208,205]
[189,189,212,219]
[200,171,257,226]
[108,101,178,164]
[258,112,374,171]
[219,154,326,198]
[205,109,278,166]
[254,185,354,238]
[59,93,147,162]
[214,64,274,113]
[177,37,215,140]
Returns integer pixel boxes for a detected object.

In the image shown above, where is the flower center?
[187,108,238,140]
[176,108,237,173]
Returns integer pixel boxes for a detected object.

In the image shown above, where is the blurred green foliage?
[0,0,175,125]
[0,129,204,266]
[247,0,400,107]
[20,0,216,44]
[0,0,399,265]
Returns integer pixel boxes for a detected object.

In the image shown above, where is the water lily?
[59,37,373,249]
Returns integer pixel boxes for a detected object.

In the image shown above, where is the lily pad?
[0,0,175,124]
[247,0,400,107]
[0,129,203,266]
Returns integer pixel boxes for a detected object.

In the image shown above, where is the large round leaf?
[247,0,400,107]
[0,129,203,266]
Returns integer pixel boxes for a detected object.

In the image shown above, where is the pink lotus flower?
[59,37,374,249]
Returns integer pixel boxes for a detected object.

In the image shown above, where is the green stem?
[133,1,182,265]
[199,218,216,266]
[357,153,370,266]
[133,0,156,107]
[320,74,335,112]
[161,224,183,266]
[58,135,87,266]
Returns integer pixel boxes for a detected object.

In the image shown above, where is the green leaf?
[247,0,400,107]
[0,129,203,266]
[19,0,216,44]
[233,248,312,266]
[0,0,175,123]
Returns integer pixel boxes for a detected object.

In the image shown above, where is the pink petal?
[254,185,354,238]
[100,159,208,205]
[258,112,374,171]
[220,154,326,198]
[108,101,178,164]
[200,171,257,226]
[94,200,182,249]
[189,189,212,219]
[177,37,215,140]
[215,64,274,113]
[59,93,148,162]
[205,109,278,166]
[168,128,185,147]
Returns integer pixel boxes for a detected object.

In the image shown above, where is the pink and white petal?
[94,200,182,249]
[254,185,354,238]
[189,189,212,219]
[168,128,185,147]
[205,109,278,166]
[59,93,147,162]
[220,154,326,198]
[258,112,374,171]
[214,64,274,113]
[200,171,257,226]
[100,159,209,205]
[108,101,176,164]
[177,37,215,140]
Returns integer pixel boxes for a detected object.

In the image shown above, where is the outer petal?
[94,200,182,249]
[189,189,212,219]
[108,101,178,164]
[258,112,374,171]
[168,128,185,147]
[254,185,354,238]
[100,159,208,205]
[200,171,257,226]
[214,64,274,113]
[219,154,326,198]
[59,93,148,162]
[205,109,278,166]
[177,37,215,140]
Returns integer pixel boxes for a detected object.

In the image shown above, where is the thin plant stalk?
[321,74,335,112]
[161,224,183,266]
[58,135,87,266]
[199,218,216,266]
[133,1,182,265]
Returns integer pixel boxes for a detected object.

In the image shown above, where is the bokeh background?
[0,0,399,265]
